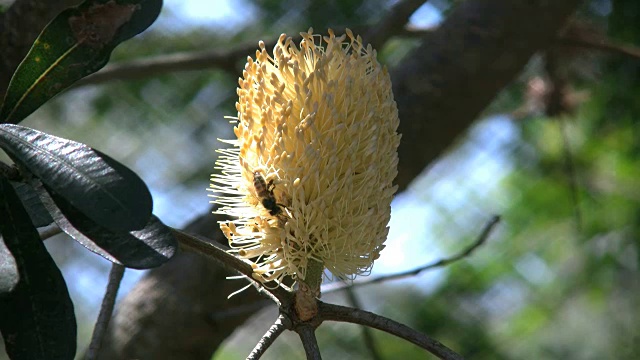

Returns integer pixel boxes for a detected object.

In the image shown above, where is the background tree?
[1,0,639,359]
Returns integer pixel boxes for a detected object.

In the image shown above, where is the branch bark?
[319,302,464,360]
[393,0,583,189]
[247,314,289,360]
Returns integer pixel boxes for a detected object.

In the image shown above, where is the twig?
[342,286,382,360]
[296,325,322,360]
[85,263,125,360]
[171,228,292,306]
[318,302,464,360]
[247,314,289,360]
[323,215,501,294]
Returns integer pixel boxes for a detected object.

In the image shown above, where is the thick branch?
[96,214,269,360]
[393,0,583,190]
[319,302,464,360]
[296,325,322,360]
[556,34,640,61]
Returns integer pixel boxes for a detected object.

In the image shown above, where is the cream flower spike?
[208,28,400,287]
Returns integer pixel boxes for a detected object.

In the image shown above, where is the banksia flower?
[209,28,400,287]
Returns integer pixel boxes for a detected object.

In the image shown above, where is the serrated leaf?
[0,177,76,360]
[0,124,153,232]
[0,0,163,124]
[10,182,53,227]
[37,183,176,269]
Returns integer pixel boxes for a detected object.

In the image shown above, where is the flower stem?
[294,258,323,321]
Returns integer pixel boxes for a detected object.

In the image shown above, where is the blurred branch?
[393,0,583,189]
[556,34,640,61]
[403,27,640,62]
[318,302,465,360]
[86,264,125,360]
[97,213,270,360]
[74,47,243,87]
[5,0,426,92]
[247,314,289,360]
[364,0,428,49]
[296,325,322,360]
[323,215,501,294]
[72,25,640,93]
[76,0,429,88]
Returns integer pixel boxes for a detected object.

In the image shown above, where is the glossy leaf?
[10,182,53,228]
[0,178,76,360]
[37,183,176,269]
[0,124,153,232]
[0,0,163,124]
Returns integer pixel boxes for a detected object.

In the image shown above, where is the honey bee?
[252,171,284,216]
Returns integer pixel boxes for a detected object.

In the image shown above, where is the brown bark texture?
[0,0,583,359]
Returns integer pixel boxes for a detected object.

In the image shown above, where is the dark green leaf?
[0,124,153,232]
[37,183,176,269]
[10,182,53,227]
[0,0,163,124]
[0,177,76,360]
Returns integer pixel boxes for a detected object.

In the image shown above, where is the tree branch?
[323,215,501,294]
[393,0,583,190]
[74,47,243,87]
[96,214,272,360]
[247,314,289,360]
[74,0,428,89]
[171,228,292,306]
[556,33,640,61]
[296,325,322,360]
[319,302,464,360]
[85,263,125,360]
